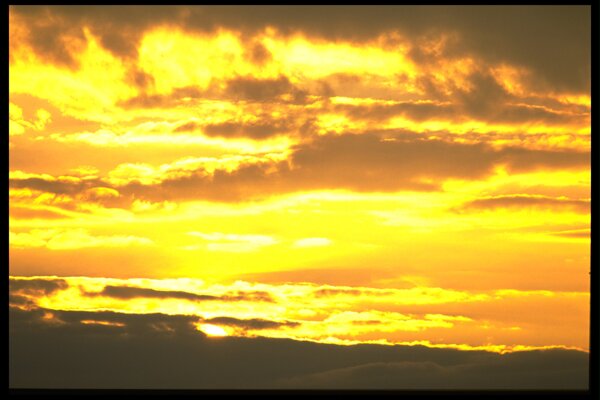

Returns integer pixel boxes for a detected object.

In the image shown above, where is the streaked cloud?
[8,276,590,352]
[294,238,332,248]
[186,232,278,252]
[459,195,590,213]
[9,229,154,250]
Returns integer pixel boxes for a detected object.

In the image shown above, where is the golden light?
[198,323,229,337]
[8,5,590,357]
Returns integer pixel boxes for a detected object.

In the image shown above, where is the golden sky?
[9,5,591,357]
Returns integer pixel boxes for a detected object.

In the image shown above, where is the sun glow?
[198,323,229,337]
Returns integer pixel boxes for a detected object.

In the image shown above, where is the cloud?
[204,121,290,139]
[333,100,455,123]
[286,134,589,191]
[498,146,590,172]
[220,291,276,303]
[549,229,590,239]
[333,72,585,127]
[176,119,292,140]
[83,284,276,303]
[203,316,299,330]
[225,76,308,103]
[119,76,310,111]
[186,232,279,252]
[115,134,588,202]
[9,177,89,195]
[8,276,589,356]
[277,351,589,389]
[9,305,201,337]
[10,6,590,94]
[8,130,589,215]
[9,304,588,389]
[293,237,332,248]
[459,195,590,213]
[10,6,185,67]
[86,285,220,301]
[313,288,373,297]
[9,229,154,250]
[9,278,68,296]
[7,103,53,136]
[9,206,69,220]
[118,86,205,108]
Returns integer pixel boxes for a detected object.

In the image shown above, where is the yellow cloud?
[186,231,279,252]
[10,229,153,250]
[294,237,332,247]
[9,276,589,352]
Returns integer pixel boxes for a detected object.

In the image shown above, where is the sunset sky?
[9,5,591,389]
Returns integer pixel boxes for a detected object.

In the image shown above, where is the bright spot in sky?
[294,237,332,247]
[198,323,228,337]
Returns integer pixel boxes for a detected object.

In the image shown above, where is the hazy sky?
[9,5,590,389]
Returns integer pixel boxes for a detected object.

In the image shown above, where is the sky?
[8,5,591,389]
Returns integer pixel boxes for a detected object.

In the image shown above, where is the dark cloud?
[459,195,590,213]
[490,104,582,125]
[9,177,89,195]
[203,316,299,330]
[550,230,590,239]
[333,101,455,123]
[86,285,220,301]
[9,206,67,220]
[177,120,292,140]
[83,284,275,303]
[287,134,589,192]
[204,121,288,139]
[9,278,68,296]
[120,76,311,110]
[9,178,129,210]
[153,133,587,200]
[314,288,364,297]
[313,287,396,298]
[221,290,276,303]
[126,68,156,90]
[55,309,200,336]
[404,7,590,93]
[9,305,200,338]
[10,6,590,93]
[14,8,85,69]
[9,305,588,389]
[450,72,586,125]
[454,72,512,117]
[248,42,271,65]
[11,133,589,205]
[10,6,185,67]
[277,352,589,389]
[444,6,591,93]
[118,86,205,109]
[225,76,308,104]
[498,146,590,172]
[172,122,198,133]
[120,161,283,202]
[8,294,36,308]
[334,97,581,127]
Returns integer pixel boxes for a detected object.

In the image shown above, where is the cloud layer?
[9,276,590,353]
[10,301,588,389]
